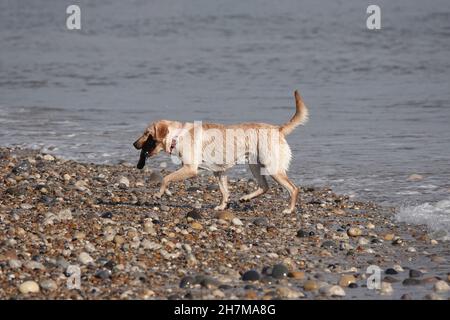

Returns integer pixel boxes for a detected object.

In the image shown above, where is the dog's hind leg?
[270,172,299,214]
[240,164,269,202]
[154,164,197,199]
[213,172,229,210]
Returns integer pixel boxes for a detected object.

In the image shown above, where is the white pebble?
[434,280,450,293]
[232,218,243,226]
[19,281,40,294]
[380,282,393,295]
[78,252,94,265]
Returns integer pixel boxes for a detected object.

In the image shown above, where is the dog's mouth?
[136,137,156,169]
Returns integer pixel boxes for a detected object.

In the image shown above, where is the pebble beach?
[0,147,449,300]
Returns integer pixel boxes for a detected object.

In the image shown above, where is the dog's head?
[133,120,169,169]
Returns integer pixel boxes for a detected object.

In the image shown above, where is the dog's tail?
[279,90,309,136]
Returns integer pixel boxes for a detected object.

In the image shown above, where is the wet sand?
[0,147,448,300]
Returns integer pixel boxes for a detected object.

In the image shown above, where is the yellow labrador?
[133,90,308,213]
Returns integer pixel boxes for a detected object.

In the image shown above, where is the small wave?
[396,198,450,240]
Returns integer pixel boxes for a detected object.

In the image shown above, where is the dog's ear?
[154,122,169,141]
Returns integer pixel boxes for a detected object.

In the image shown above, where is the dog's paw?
[164,189,172,196]
[154,192,163,199]
[282,208,294,214]
[214,204,227,211]
[239,196,251,202]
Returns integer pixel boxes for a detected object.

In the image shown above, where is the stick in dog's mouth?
[136,137,156,169]
[137,149,148,169]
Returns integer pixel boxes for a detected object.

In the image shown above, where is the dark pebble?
[402,278,421,286]
[383,276,399,283]
[242,270,261,282]
[12,161,30,174]
[261,266,273,275]
[260,276,275,284]
[409,269,422,278]
[101,212,113,219]
[371,238,382,244]
[392,239,403,245]
[401,294,412,300]
[244,284,257,290]
[385,268,398,275]
[321,240,336,249]
[39,195,54,205]
[348,283,358,289]
[252,217,269,227]
[296,229,308,238]
[186,209,202,220]
[179,276,195,289]
[271,264,289,279]
[95,269,111,280]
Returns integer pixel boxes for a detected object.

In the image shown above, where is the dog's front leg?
[154,165,198,199]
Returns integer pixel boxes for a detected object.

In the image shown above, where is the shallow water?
[1,0,450,234]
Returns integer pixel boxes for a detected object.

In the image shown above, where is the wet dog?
[133,90,308,213]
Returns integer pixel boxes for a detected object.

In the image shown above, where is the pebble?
[95,270,112,280]
[40,279,57,291]
[338,274,356,287]
[402,278,421,286]
[407,174,423,181]
[242,270,261,282]
[277,286,304,299]
[78,252,94,265]
[118,176,130,189]
[296,229,309,238]
[57,208,73,220]
[383,233,395,241]
[191,222,203,230]
[179,276,195,288]
[215,211,235,221]
[383,276,399,283]
[252,217,269,226]
[347,227,362,237]
[433,280,450,293]
[114,235,125,246]
[380,282,393,295]
[43,154,55,161]
[303,280,319,291]
[357,237,369,245]
[271,264,289,279]
[19,281,40,294]
[24,260,45,270]
[9,259,22,269]
[409,269,422,278]
[148,171,163,184]
[232,218,243,226]
[321,285,346,297]
[288,271,305,280]
[385,268,398,275]
[186,209,202,220]
[321,240,336,249]
[101,211,113,219]
[366,222,375,229]
[424,293,444,300]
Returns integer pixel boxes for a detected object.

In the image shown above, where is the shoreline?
[0,147,448,300]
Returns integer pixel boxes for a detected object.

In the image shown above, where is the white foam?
[396,198,450,240]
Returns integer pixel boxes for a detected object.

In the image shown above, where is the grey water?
[1,0,450,233]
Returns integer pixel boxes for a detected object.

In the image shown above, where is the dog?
[133,90,308,213]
